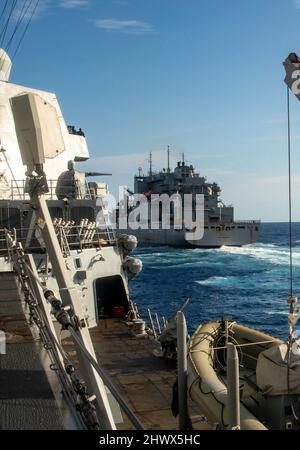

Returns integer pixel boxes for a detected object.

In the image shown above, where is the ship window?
[226,227,230,231]
[238,226,245,229]
[211,226,215,229]
[255,226,259,231]
[95,275,128,319]
[204,226,208,229]
[231,226,235,229]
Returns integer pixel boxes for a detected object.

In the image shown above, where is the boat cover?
[256,343,300,395]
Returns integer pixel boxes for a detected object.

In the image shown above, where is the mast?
[149,151,153,176]
[182,152,185,165]
[167,145,170,173]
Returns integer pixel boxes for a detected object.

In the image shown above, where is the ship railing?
[133,303,166,339]
[9,179,93,201]
[0,222,115,257]
[10,179,57,200]
[234,220,261,224]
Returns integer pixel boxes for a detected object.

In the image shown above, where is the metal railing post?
[227,342,240,430]
[155,313,161,335]
[147,308,157,339]
[177,311,190,430]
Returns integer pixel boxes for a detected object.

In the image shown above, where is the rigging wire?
[0,0,10,25]
[287,85,293,298]
[0,0,18,49]
[4,0,32,54]
[286,85,300,426]
[10,0,40,63]
[0,0,33,76]
[0,0,40,80]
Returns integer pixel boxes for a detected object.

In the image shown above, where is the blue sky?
[6,0,300,221]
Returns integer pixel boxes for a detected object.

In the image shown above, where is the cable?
[4,0,32,54]
[0,0,9,25]
[11,0,40,63]
[0,0,18,49]
[285,88,300,427]
[287,86,293,297]
[24,255,144,430]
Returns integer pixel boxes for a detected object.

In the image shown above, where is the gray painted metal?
[227,343,241,430]
[177,311,190,430]
[31,191,116,429]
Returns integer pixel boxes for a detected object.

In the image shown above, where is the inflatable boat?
[187,319,300,430]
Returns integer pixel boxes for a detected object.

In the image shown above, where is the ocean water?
[130,223,300,340]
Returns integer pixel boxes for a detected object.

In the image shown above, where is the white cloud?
[11,0,89,22]
[11,0,50,22]
[94,18,154,34]
[59,0,89,8]
[83,150,227,176]
[294,0,300,9]
[83,151,164,175]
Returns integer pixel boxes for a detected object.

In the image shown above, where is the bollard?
[177,311,190,430]
[227,342,240,430]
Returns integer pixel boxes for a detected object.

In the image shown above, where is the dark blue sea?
[131,223,300,340]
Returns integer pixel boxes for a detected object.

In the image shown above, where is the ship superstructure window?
[238,226,245,229]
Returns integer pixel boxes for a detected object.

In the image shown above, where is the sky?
[5,0,300,221]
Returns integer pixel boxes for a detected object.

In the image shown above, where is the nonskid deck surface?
[62,319,210,430]
[0,273,74,430]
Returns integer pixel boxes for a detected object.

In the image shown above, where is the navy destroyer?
[121,151,260,247]
[0,46,206,431]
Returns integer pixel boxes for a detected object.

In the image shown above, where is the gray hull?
[120,222,260,248]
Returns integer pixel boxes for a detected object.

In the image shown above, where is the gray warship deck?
[63,319,210,430]
[0,273,209,430]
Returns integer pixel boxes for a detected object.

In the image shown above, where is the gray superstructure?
[125,153,260,247]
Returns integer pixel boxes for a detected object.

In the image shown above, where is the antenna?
[149,152,153,176]
[182,153,185,165]
[167,145,170,173]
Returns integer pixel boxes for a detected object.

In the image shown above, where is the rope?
[189,339,279,353]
